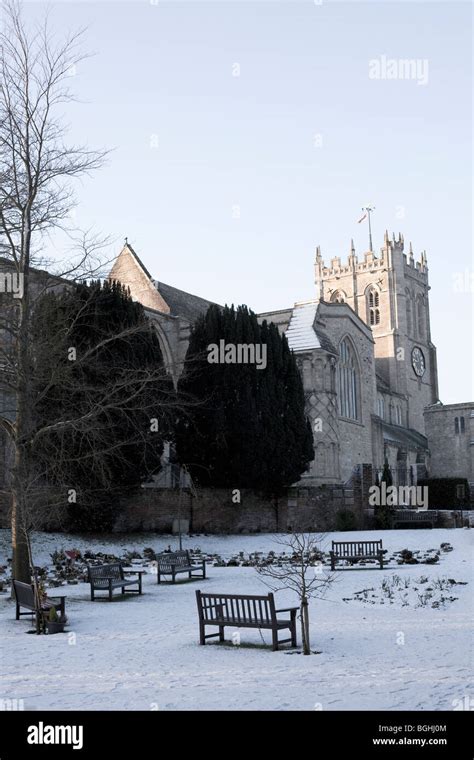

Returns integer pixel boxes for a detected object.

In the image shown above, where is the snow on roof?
[285,301,321,351]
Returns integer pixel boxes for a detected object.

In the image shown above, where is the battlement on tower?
[403,240,429,282]
[315,231,428,282]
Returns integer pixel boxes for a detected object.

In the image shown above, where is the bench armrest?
[276,606,299,613]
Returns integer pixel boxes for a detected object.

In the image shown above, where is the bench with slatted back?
[156,550,206,584]
[393,510,438,528]
[12,580,66,621]
[329,539,385,570]
[87,563,142,601]
[196,590,298,651]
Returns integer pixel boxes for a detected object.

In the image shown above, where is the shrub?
[374,505,394,530]
[417,478,471,509]
[335,509,357,531]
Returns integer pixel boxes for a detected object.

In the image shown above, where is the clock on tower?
[411,347,425,377]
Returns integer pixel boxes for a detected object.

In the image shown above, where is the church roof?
[286,302,321,351]
[153,280,219,323]
[122,243,153,280]
[284,301,338,354]
[0,257,68,284]
[381,421,428,451]
[117,242,219,323]
[313,321,337,355]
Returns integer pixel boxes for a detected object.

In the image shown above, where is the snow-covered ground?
[1,529,472,711]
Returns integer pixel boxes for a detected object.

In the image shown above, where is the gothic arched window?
[338,338,359,420]
[406,290,412,335]
[460,416,465,433]
[377,394,385,420]
[417,295,425,340]
[412,294,418,336]
[367,287,380,326]
[454,417,459,434]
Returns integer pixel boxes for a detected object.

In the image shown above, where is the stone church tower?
[314,232,439,435]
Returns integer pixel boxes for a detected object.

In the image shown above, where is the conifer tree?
[381,457,393,486]
[175,304,314,494]
[376,457,394,529]
[31,280,174,530]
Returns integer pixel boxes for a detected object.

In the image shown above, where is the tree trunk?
[11,490,30,585]
[11,213,33,585]
[300,596,311,655]
[12,440,31,584]
[11,405,33,586]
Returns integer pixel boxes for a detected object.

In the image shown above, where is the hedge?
[417,477,471,509]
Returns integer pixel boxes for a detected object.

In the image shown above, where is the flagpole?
[368,208,373,252]
[361,205,375,251]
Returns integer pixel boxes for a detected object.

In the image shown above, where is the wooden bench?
[87,563,143,601]
[393,510,438,528]
[196,590,298,651]
[330,539,384,570]
[156,550,206,584]
[12,580,66,621]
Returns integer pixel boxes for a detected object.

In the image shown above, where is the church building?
[108,231,442,489]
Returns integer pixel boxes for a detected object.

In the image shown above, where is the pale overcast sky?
[23,0,473,403]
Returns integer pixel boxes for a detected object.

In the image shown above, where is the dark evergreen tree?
[375,457,394,529]
[175,304,314,494]
[32,281,174,531]
[381,457,393,486]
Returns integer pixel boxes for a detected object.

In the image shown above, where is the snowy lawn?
[0,529,472,711]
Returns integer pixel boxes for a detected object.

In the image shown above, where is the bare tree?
[0,0,113,584]
[1,276,185,594]
[10,285,180,633]
[255,533,334,655]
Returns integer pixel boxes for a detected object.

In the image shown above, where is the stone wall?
[424,403,474,486]
[112,484,360,534]
[0,470,371,534]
